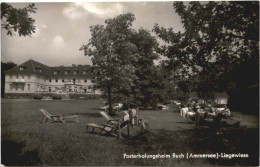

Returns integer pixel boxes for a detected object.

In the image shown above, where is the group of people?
[180,102,231,128]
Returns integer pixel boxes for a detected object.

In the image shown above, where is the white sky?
[1,2,184,66]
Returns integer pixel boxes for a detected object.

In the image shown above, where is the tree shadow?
[1,140,42,166]
[77,112,101,118]
[175,121,195,124]
[125,127,259,166]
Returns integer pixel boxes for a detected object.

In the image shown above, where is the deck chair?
[40,109,78,123]
[86,123,116,133]
[86,119,129,137]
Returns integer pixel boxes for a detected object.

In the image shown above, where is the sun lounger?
[40,109,78,123]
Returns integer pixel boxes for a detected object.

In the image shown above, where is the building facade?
[4,59,100,95]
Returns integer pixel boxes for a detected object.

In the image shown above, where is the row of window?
[8,75,89,83]
[9,75,31,79]
[10,84,93,93]
[19,66,89,75]
[54,70,88,75]
[49,79,88,83]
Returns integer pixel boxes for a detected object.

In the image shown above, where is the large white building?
[4,59,100,97]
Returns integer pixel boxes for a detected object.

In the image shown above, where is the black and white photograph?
[1,1,259,166]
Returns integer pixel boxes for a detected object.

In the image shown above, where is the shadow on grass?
[124,128,259,166]
[2,140,42,166]
[77,112,102,118]
[175,121,195,124]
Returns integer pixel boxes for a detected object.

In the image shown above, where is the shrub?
[33,94,43,100]
[52,94,62,100]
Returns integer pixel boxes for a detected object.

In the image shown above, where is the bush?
[52,94,62,100]
[33,94,43,100]
[69,94,101,100]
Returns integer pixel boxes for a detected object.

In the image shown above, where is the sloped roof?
[4,59,49,75]
[4,59,92,78]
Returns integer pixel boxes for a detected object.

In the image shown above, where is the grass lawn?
[1,99,259,166]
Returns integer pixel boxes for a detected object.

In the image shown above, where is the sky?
[1,2,184,66]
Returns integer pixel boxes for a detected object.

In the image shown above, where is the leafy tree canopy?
[1,3,37,36]
[154,1,259,101]
[80,13,139,114]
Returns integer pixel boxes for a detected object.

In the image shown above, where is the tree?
[154,2,259,105]
[1,3,37,36]
[129,28,164,108]
[1,61,17,97]
[80,13,138,115]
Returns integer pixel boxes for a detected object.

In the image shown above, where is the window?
[84,89,87,93]
[15,85,18,90]
[28,84,30,91]
[73,71,78,75]
[84,79,87,83]
[10,85,12,91]
[28,75,30,79]
[65,71,69,75]
[74,86,77,92]
[49,79,52,83]
[62,79,65,82]
[20,66,24,71]
[22,75,24,79]
[16,75,18,79]
[56,79,58,82]
[83,70,87,75]
[49,87,51,92]
[54,71,58,75]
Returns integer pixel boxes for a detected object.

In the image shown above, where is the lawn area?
[1,99,259,166]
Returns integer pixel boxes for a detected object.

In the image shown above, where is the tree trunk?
[107,85,113,115]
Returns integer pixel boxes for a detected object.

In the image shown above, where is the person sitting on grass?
[220,105,231,116]
[185,104,196,121]
[204,104,217,118]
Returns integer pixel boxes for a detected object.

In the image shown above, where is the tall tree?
[1,61,17,97]
[154,2,259,105]
[129,28,163,108]
[80,13,138,114]
[1,3,37,36]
